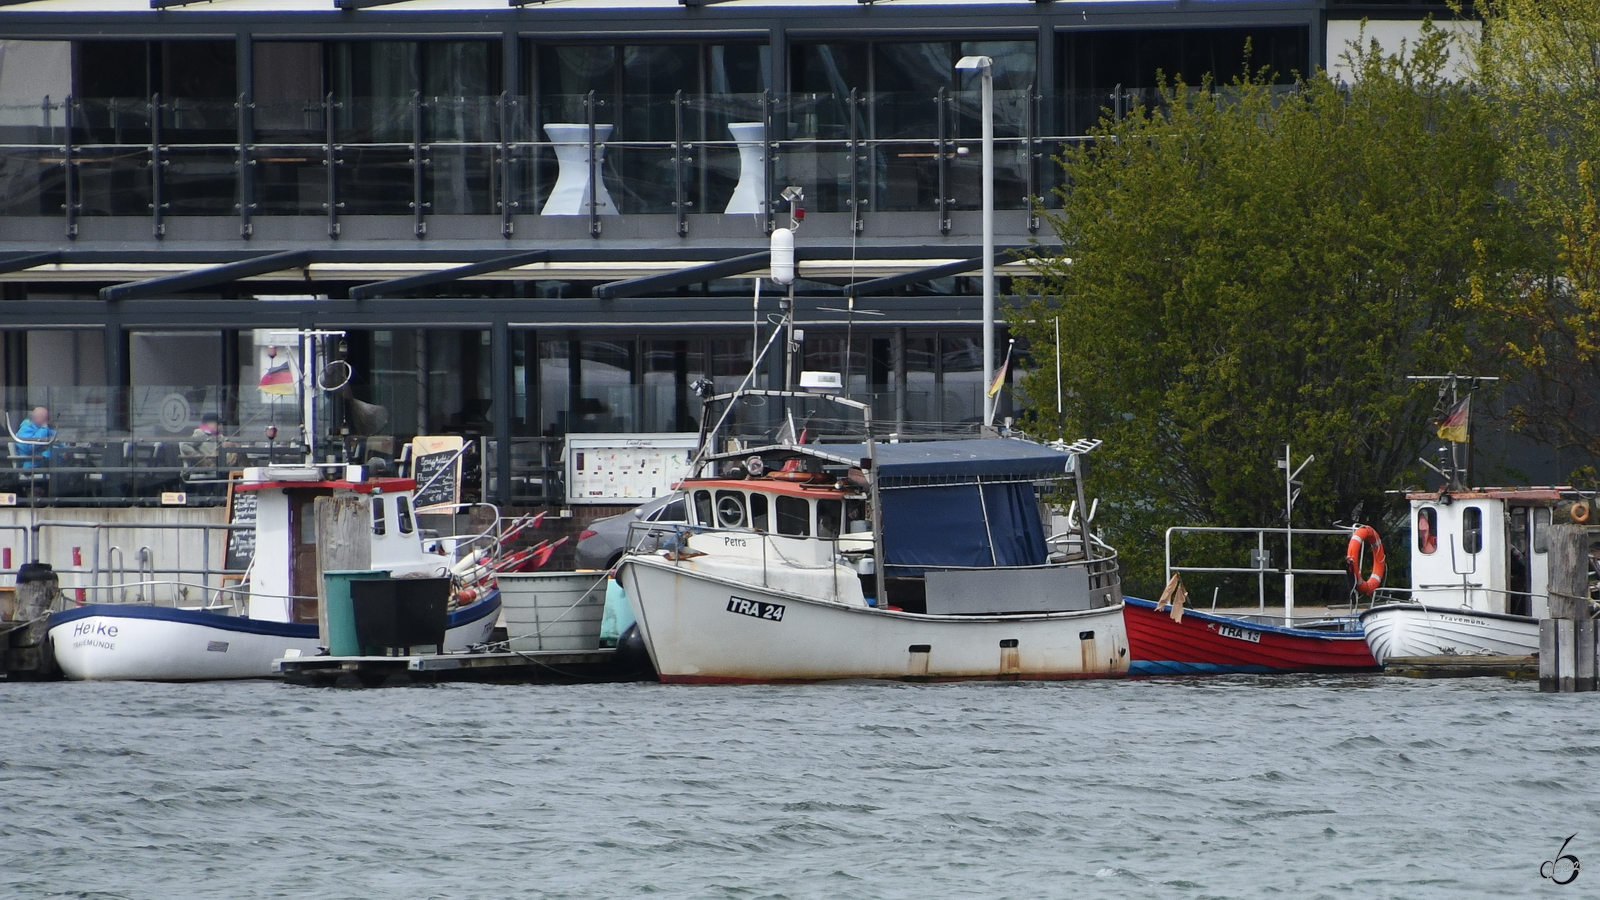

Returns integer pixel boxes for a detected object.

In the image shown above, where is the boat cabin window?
[715,490,747,528]
[846,499,870,533]
[749,493,769,531]
[372,497,387,536]
[1533,506,1551,553]
[817,499,843,539]
[776,495,810,536]
[1462,506,1483,554]
[693,490,713,526]
[1416,507,1438,554]
[396,496,414,534]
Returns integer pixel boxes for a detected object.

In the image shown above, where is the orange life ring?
[1572,501,1591,524]
[1345,524,1386,596]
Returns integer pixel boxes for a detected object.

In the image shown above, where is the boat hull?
[618,556,1129,683]
[49,591,502,681]
[1122,597,1377,675]
[1359,602,1539,664]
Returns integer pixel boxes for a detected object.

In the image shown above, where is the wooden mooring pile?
[1,563,60,680]
[1539,524,1597,693]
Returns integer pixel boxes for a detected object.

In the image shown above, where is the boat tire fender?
[1345,525,1386,596]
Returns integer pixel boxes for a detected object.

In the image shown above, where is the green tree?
[1011,30,1507,594]
[1465,0,1600,473]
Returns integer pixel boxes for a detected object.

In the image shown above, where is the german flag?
[259,360,296,396]
[1436,395,1470,443]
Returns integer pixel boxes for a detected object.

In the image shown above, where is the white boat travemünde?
[1359,488,1573,663]
[618,389,1129,683]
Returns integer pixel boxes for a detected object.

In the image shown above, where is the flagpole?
[1407,373,1499,491]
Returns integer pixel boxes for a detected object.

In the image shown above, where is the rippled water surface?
[1,676,1596,899]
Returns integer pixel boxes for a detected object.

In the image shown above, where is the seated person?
[14,406,54,468]
[179,413,222,467]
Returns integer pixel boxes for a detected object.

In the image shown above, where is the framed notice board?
[409,435,465,512]
[224,473,258,572]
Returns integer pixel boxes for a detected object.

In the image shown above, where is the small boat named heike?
[49,466,505,681]
[617,386,1129,683]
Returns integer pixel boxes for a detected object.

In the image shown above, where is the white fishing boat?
[48,465,504,681]
[617,387,1129,683]
[1358,488,1572,663]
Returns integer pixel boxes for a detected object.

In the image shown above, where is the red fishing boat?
[1124,595,1377,675]
[1124,444,1379,675]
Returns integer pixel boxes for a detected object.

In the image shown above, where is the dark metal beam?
[347,249,550,300]
[335,0,415,7]
[845,249,1021,297]
[99,250,313,302]
[592,251,770,301]
[0,251,61,276]
[150,0,220,8]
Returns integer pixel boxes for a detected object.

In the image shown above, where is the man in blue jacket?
[15,406,54,468]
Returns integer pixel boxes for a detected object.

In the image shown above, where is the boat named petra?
[617,389,1129,683]
[49,465,502,681]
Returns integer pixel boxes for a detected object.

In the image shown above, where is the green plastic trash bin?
[324,569,388,657]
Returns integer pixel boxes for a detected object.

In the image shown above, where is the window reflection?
[1462,506,1483,555]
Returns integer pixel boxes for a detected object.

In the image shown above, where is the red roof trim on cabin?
[236,477,418,494]
[1405,488,1569,502]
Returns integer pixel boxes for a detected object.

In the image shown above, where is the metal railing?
[1165,525,1354,619]
[30,520,250,607]
[0,88,1078,239]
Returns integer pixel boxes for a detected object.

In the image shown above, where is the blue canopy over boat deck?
[818,439,1075,577]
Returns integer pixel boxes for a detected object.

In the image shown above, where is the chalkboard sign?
[225,484,258,571]
[410,435,464,512]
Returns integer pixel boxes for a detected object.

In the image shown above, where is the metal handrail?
[1165,525,1354,617]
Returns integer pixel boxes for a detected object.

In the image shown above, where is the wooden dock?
[1383,655,1539,680]
[274,649,640,687]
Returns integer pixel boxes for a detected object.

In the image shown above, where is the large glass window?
[253,42,327,216]
[130,331,224,438]
[0,41,72,217]
[348,328,492,440]
[6,329,107,438]
[530,42,767,215]
[72,40,238,216]
[790,39,1035,212]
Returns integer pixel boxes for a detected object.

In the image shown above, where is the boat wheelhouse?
[1359,488,1580,663]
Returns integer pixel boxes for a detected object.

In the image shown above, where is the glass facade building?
[0,0,1455,506]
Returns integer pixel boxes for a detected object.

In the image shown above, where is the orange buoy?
[1345,524,1386,596]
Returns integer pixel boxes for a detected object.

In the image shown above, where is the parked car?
[574,492,688,570]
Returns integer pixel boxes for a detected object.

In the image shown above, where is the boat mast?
[1407,373,1501,491]
[1280,444,1313,626]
